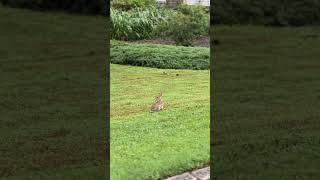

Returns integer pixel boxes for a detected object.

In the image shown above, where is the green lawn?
[212,25,320,179]
[110,64,210,179]
[0,5,107,179]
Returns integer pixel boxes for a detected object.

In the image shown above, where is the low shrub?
[111,41,209,69]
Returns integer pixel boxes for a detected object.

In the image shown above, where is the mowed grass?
[212,25,320,179]
[110,64,210,180]
[0,5,107,179]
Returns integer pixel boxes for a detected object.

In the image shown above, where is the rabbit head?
[154,92,163,101]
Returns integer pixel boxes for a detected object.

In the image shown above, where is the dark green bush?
[212,0,320,26]
[156,4,209,46]
[157,13,198,46]
[176,4,209,35]
[0,0,105,14]
[111,41,209,69]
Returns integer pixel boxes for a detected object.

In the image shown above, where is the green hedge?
[212,0,320,26]
[0,0,106,15]
[111,41,209,70]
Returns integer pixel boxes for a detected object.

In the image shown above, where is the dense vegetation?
[0,0,105,14]
[212,0,320,26]
[212,25,320,179]
[111,7,174,40]
[111,2,209,45]
[111,41,209,69]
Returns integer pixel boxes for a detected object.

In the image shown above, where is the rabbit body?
[150,93,164,112]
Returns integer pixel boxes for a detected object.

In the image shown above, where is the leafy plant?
[157,13,197,46]
[111,7,172,40]
[176,4,209,35]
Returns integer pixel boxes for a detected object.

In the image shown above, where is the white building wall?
[156,0,210,7]
[184,0,210,7]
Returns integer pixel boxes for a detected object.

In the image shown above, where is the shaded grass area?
[212,25,320,179]
[110,64,210,179]
[1,166,106,180]
[111,41,210,70]
[212,0,320,26]
[0,5,107,179]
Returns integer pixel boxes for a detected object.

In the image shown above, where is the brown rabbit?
[149,92,164,112]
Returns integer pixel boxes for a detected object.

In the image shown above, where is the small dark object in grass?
[63,73,70,81]
[88,50,95,56]
[213,39,220,45]
[176,74,179,76]
[163,72,167,75]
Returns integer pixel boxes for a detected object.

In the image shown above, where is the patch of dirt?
[192,36,210,47]
[131,36,210,47]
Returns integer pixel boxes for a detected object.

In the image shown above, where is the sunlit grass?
[110,64,210,180]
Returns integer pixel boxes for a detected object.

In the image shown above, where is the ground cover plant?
[0,5,106,179]
[111,41,210,69]
[212,25,320,179]
[110,64,210,180]
[132,35,210,47]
